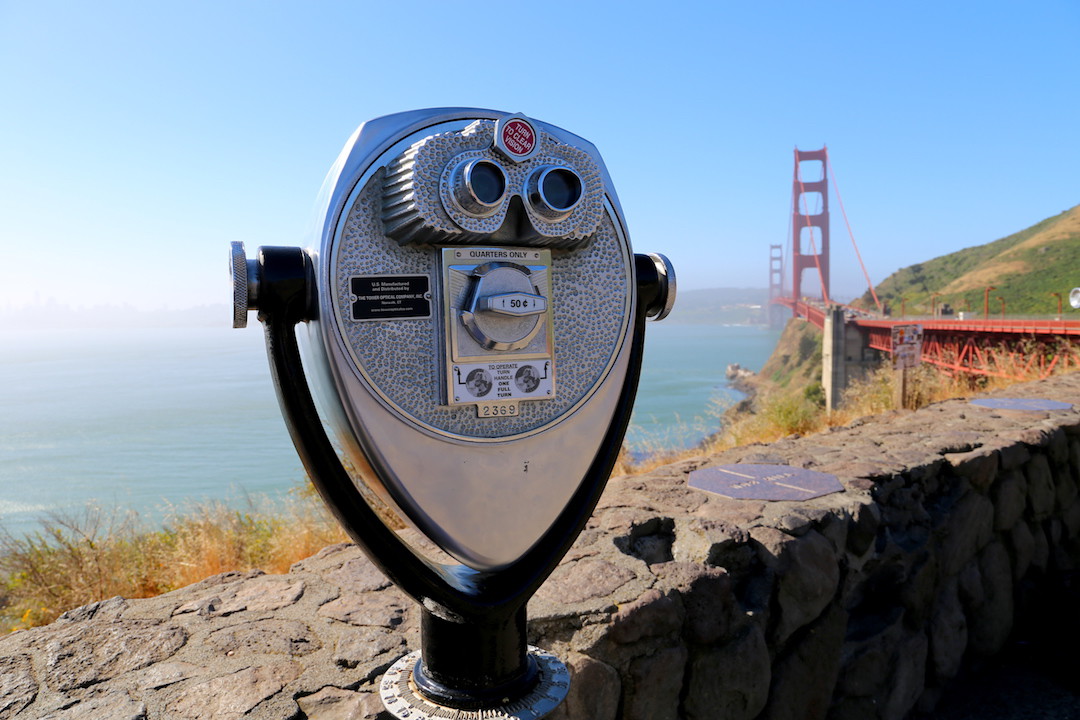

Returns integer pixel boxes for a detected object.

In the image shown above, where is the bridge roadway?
[774,297,1080,380]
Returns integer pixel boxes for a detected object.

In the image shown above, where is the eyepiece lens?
[449,158,507,218]
[541,168,582,211]
[468,161,506,206]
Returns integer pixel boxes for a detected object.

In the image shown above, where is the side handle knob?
[230,241,260,328]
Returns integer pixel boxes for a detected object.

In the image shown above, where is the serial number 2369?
[477,403,519,418]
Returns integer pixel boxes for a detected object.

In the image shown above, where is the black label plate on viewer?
[351,275,432,321]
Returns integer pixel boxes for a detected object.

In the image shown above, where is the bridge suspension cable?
[825,148,883,313]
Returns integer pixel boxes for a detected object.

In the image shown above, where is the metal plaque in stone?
[688,464,844,501]
[970,398,1073,412]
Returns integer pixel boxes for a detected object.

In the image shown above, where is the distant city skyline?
[2,1,1077,312]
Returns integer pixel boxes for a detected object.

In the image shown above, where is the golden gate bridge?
[769,147,1080,390]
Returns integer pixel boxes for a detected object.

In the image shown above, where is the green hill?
[858,204,1080,316]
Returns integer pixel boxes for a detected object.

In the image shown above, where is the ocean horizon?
[0,320,780,538]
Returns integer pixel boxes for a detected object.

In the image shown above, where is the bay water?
[0,322,780,538]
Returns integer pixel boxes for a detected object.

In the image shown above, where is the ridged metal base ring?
[379,647,570,720]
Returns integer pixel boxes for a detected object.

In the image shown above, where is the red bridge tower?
[791,147,830,304]
[768,243,785,328]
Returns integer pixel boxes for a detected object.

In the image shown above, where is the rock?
[1031,520,1051,572]
[759,604,847,720]
[751,528,839,646]
[957,559,984,609]
[936,491,994,576]
[999,442,1031,470]
[763,505,831,537]
[168,571,264,615]
[672,518,752,571]
[608,589,683,645]
[207,618,322,657]
[898,552,939,629]
[623,645,688,720]
[172,594,223,618]
[296,686,384,720]
[1007,520,1035,579]
[835,606,904,700]
[557,654,620,720]
[43,619,188,691]
[927,578,967,682]
[135,661,200,690]
[1065,500,1080,538]
[883,630,928,720]
[40,691,147,720]
[945,446,998,491]
[652,562,736,645]
[1048,517,1064,547]
[614,516,676,564]
[846,501,881,557]
[221,579,306,615]
[325,556,393,594]
[818,507,851,554]
[966,541,1013,659]
[533,558,637,607]
[164,662,301,720]
[1056,470,1078,514]
[287,543,354,573]
[172,576,304,618]
[332,626,407,675]
[1047,426,1070,464]
[684,624,770,720]
[827,696,879,720]
[317,589,409,629]
[56,596,128,623]
[880,485,928,531]
[0,654,37,720]
[1026,454,1056,520]
[991,469,1027,531]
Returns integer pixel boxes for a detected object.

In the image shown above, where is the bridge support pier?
[823,307,846,412]
[823,307,879,411]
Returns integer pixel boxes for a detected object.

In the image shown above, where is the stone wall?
[4,373,1080,720]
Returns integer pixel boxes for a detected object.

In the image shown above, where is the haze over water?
[0,320,780,538]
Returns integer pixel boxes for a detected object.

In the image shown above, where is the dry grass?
[999,204,1080,257]
[1,486,346,632]
[620,345,1077,475]
[941,260,1031,295]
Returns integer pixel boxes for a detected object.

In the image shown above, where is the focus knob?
[230,241,259,328]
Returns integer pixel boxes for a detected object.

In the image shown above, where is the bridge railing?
[773,296,1080,380]
[854,316,1080,337]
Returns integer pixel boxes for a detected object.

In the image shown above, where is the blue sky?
[2,0,1078,311]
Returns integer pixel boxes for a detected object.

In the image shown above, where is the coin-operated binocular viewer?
[231,108,675,719]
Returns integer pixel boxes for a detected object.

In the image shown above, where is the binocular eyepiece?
[448,158,584,222]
